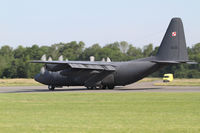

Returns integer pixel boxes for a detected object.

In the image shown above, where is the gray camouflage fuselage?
[35,59,164,87]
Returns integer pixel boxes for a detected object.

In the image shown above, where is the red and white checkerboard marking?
[172,32,176,37]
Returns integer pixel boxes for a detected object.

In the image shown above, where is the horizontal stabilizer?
[151,60,198,64]
[186,61,198,65]
[151,60,180,64]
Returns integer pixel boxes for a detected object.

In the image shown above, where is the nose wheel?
[48,85,55,91]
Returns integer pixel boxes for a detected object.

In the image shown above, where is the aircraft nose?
[34,72,52,85]
[34,73,41,83]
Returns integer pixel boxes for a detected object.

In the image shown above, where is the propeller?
[41,54,46,61]
[40,66,46,75]
[102,58,105,62]
[90,56,95,62]
[48,57,52,61]
[58,55,63,61]
[40,55,47,75]
[106,57,111,62]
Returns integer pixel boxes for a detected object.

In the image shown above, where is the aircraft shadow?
[114,87,162,91]
[4,88,87,93]
[3,87,162,93]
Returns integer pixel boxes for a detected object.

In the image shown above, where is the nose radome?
[34,72,52,85]
[34,73,41,82]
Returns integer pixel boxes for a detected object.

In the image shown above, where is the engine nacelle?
[45,64,69,71]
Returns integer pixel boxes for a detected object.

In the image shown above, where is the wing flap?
[69,63,115,71]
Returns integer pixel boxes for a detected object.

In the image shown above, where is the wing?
[30,60,116,71]
[30,60,116,87]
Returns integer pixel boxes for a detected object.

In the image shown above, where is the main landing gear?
[47,85,115,91]
[107,85,115,89]
[86,85,115,90]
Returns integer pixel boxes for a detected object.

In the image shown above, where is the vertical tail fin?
[156,18,188,62]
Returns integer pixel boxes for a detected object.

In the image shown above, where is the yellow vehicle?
[163,74,173,82]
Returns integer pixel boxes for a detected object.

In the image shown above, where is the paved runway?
[0,81,200,93]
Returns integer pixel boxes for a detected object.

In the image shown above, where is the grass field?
[0,79,42,87]
[0,92,200,133]
[154,78,200,86]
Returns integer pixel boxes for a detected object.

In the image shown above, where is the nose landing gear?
[48,85,55,91]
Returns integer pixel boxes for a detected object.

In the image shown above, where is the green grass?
[0,92,200,133]
[154,79,200,86]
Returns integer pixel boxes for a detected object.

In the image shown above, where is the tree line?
[0,41,199,78]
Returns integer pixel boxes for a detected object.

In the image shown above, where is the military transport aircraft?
[31,18,195,90]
